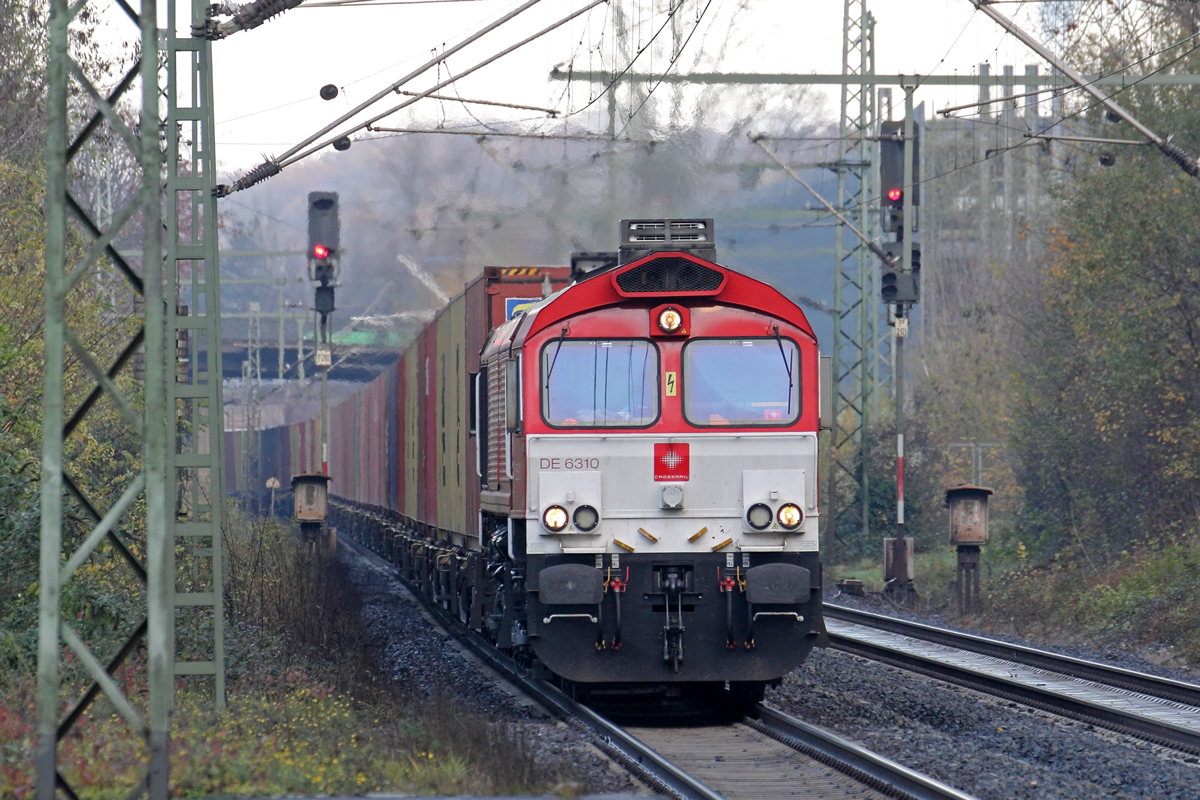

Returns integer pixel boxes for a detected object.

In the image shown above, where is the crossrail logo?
[654,442,690,482]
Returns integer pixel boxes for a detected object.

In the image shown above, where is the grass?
[829,547,961,615]
[831,535,1200,668]
[0,510,580,798]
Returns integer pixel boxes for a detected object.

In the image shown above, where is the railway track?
[824,603,1200,755]
[335,522,973,800]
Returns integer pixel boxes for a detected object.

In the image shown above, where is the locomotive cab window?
[683,338,800,426]
[541,339,659,428]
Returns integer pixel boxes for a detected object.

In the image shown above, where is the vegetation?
[0,3,575,794]
[5,4,1200,797]
[831,6,1200,666]
[2,513,568,798]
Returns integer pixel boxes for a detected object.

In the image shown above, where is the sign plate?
[654,442,690,482]
[506,297,540,319]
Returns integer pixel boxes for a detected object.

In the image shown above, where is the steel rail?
[824,604,1200,708]
[334,526,721,800]
[750,705,977,800]
[824,611,1200,754]
[333,505,972,800]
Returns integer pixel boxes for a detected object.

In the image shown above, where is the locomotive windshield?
[683,338,800,426]
[541,339,659,427]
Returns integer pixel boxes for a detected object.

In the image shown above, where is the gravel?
[338,547,1200,798]
[341,541,653,796]
[770,646,1200,799]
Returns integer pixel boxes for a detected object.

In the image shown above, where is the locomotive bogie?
[527,551,820,683]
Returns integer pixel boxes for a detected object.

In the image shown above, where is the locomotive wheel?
[728,681,766,713]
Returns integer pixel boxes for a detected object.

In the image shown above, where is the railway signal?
[880,243,920,304]
[879,120,918,233]
[308,191,339,261]
[307,191,340,481]
[881,90,922,608]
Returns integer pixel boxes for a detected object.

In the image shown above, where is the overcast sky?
[194,0,1057,174]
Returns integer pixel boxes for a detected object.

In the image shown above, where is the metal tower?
[165,0,227,707]
[38,0,226,797]
[827,0,879,558]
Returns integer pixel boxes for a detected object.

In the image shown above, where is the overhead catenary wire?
[749,134,897,268]
[938,27,1200,118]
[277,0,607,170]
[554,0,694,125]
[303,0,496,6]
[614,0,713,136]
[970,0,1200,178]
[845,25,1200,209]
[217,0,549,196]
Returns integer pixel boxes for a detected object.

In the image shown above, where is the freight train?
[234,219,828,703]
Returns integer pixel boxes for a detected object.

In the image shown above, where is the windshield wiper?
[773,325,794,415]
[544,326,568,388]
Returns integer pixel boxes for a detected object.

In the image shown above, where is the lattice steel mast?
[828,0,878,558]
[38,0,234,795]
[166,0,227,705]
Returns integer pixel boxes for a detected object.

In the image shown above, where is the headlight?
[573,505,599,532]
[658,307,683,333]
[543,505,569,532]
[777,503,804,530]
[747,503,772,530]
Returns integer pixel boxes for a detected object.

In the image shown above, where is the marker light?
[658,307,684,334]
[573,505,600,532]
[543,505,569,532]
[312,244,330,260]
[777,503,804,530]
[886,188,903,203]
[747,503,772,530]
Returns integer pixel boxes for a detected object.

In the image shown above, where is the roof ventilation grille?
[618,218,716,264]
[614,255,725,295]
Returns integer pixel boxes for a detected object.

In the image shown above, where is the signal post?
[302,192,339,545]
[881,87,920,605]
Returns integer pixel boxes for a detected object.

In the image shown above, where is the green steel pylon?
[828,0,880,559]
[37,1,226,797]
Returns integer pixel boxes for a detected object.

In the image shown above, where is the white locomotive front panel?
[527,434,819,554]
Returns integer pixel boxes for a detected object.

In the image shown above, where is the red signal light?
[312,244,330,260]
[886,188,903,203]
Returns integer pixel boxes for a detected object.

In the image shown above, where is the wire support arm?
[970,0,1200,179]
[1023,132,1152,146]
[750,134,897,267]
[370,125,655,143]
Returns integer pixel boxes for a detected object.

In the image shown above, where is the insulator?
[215,159,281,197]
[1160,141,1200,177]
[212,0,304,39]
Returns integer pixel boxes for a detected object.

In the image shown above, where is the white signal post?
[889,86,917,604]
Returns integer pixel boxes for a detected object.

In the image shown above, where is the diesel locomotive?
[240,219,828,702]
